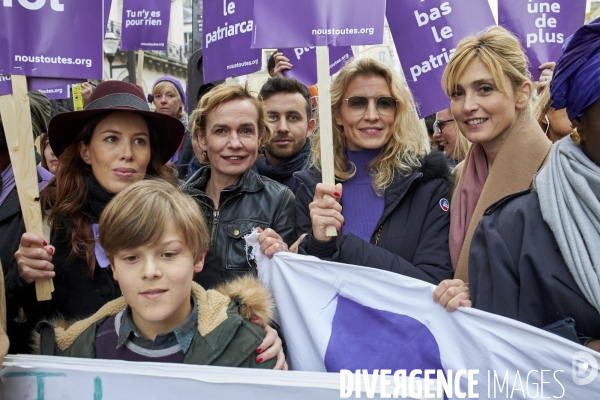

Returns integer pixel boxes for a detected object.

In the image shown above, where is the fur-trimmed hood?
[32,276,273,353]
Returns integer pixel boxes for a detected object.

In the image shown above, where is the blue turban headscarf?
[550,17,600,121]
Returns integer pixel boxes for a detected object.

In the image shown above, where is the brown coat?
[451,118,552,282]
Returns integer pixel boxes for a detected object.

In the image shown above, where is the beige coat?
[451,118,552,282]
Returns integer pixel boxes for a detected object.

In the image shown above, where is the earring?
[202,150,207,157]
[571,128,582,146]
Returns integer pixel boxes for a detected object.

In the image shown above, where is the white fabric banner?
[246,233,600,398]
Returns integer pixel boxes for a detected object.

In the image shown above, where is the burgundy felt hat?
[48,80,184,164]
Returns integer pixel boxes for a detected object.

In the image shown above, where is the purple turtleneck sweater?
[341,148,385,242]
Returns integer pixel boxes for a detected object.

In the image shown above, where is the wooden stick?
[136,50,145,85]
[0,76,54,301]
[316,47,337,238]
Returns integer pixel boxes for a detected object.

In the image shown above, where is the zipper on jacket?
[208,193,242,246]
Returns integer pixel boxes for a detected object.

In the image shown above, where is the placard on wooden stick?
[0,75,54,301]
[315,47,337,237]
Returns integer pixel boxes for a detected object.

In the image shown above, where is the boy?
[35,180,275,368]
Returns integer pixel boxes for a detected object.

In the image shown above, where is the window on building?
[379,51,386,63]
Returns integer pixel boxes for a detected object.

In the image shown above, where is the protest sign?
[282,46,353,87]
[498,0,586,79]
[121,0,171,51]
[387,0,496,118]
[0,0,105,79]
[37,86,70,101]
[0,75,11,96]
[0,355,434,399]
[252,0,385,48]
[202,0,261,83]
[246,233,600,398]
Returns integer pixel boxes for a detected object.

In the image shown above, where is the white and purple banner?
[282,46,353,88]
[0,0,105,79]
[202,0,261,83]
[498,0,586,79]
[252,0,385,48]
[388,0,496,118]
[120,0,171,51]
[246,233,600,398]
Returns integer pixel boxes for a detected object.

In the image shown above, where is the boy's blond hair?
[99,179,209,263]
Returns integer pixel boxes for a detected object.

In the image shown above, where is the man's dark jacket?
[295,151,453,285]
[251,141,311,194]
[469,190,600,344]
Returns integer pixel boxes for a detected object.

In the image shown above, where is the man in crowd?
[253,77,315,193]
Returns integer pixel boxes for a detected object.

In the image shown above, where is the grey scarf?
[535,135,600,312]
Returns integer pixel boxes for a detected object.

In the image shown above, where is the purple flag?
[202,0,261,83]
[252,0,385,48]
[120,0,171,51]
[0,75,11,96]
[282,46,353,88]
[0,0,105,79]
[498,0,586,80]
[387,0,496,118]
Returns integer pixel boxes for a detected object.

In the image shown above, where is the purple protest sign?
[28,77,83,92]
[282,46,353,87]
[202,0,261,83]
[252,0,385,48]
[387,0,496,118]
[38,86,70,100]
[120,0,171,51]
[0,0,105,79]
[498,0,586,79]
[0,75,12,96]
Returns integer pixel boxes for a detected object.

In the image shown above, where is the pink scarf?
[449,144,489,270]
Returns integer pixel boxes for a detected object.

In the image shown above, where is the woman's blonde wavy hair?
[442,25,533,115]
[311,58,429,195]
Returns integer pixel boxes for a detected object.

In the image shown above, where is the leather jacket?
[182,166,296,289]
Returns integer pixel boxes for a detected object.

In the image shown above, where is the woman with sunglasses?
[432,108,469,168]
[274,58,453,284]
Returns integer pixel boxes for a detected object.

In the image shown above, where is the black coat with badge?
[295,151,453,285]
[469,190,600,344]
[182,166,296,290]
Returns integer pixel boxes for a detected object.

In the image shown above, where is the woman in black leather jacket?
[182,84,296,291]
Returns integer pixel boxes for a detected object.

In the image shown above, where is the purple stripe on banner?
[324,296,445,374]
[498,0,586,80]
[283,46,353,88]
[387,0,496,118]
[202,0,261,83]
[121,0,171,51]
[0,0,104,79]
[252,0,385,48]
[92,224,111,269]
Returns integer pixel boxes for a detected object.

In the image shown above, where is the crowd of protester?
[0,18,599,370]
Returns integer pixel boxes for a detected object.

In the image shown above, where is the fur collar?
[32,276,273,352]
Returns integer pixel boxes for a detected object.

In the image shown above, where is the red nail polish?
[334,192,340,197]
[251,317,259,323]
[256,347,262,354]
[256,356,263,363]
[42,240,48,246]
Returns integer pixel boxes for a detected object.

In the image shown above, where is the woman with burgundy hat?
[8,81,184,352]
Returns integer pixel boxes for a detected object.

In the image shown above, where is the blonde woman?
[444,26,552,282]
[432,107,469,167]
[292,58,453,284]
